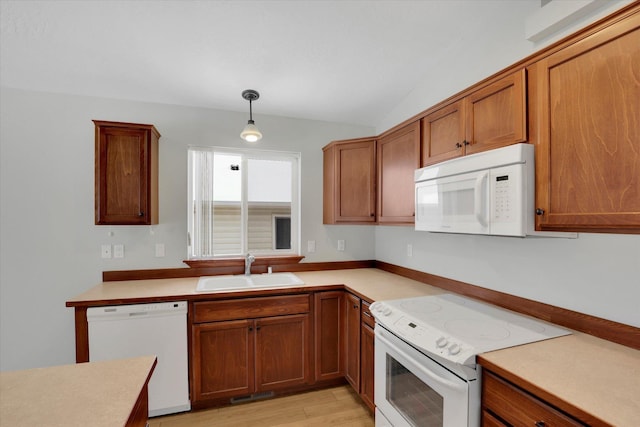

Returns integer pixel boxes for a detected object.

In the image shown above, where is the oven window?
[386,355,444,426]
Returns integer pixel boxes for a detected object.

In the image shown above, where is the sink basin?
[196,273,304,292]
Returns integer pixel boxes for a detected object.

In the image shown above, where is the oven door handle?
[377,331,467,393]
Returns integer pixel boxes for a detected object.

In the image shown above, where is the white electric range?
[370,293,571,427]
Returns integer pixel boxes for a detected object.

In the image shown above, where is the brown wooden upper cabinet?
[422,69,527,166]
[533,11,640,234]
[94,120,160,225]
[377,121,421,224]
[323,137,376,224]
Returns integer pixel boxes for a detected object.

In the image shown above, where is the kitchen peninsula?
[0,356,156,427]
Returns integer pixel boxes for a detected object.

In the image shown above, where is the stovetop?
[371,293,571,366]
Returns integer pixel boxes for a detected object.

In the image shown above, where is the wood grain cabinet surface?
[532,10,640,234]
[94,120,160,225]
[482,370,586,426]
[343,292,361,390]
[314,291,345,382]
[359,301,375,412]
[377,121,421,224]
[323,137,377,224]
[422,69,527,166]
[190,295,312,406]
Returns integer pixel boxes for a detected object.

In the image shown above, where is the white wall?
[374,0,640,329]
[0,88,375,371]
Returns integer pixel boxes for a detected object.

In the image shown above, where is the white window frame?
[187,146,301,259]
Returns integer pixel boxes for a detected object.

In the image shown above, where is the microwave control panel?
[493,175,513,222]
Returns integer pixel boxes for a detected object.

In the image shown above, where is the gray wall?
[0,88,375,371]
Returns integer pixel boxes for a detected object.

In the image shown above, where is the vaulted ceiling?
[1,1,543,127]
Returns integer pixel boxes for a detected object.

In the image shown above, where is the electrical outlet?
[155,243,165,257]
[307,240,316,253]
[337,240,345,251]
[407,244,413,257]
[101,244,112,259]
[113,244,124,258]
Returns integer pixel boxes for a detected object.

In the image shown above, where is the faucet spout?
[244,253,255,276]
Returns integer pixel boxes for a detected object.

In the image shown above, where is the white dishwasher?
[87,301,191,417]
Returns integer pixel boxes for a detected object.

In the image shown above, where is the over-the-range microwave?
[415,143,535,237]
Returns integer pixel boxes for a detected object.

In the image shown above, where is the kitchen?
[1,1,639,426]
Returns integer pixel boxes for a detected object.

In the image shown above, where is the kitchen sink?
[196,272,304,292]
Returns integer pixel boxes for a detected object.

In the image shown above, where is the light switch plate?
[113,244,124,258]
[337,240,345,251]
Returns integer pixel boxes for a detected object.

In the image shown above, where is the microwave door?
[416,171,490,234]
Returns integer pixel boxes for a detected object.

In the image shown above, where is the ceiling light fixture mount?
[240,89,262,143]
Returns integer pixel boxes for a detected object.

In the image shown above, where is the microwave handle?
[376,329,467,393]
[474,172,489,227]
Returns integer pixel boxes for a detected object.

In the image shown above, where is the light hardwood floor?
[148,386,375,427]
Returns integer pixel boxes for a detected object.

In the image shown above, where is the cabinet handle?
[138,211,144,217]
[370,213,375,217]
[536,208,545,216]
[249,326,253,331]
[535,422,546,427]
[463,140,470,146]
[256,326,261,331]
[353,304,359,309]
[456,142,462,149]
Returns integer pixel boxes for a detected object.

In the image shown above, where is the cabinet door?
[344,293,361,390]
[94,121,159,225]
[465,69,527,155]
[422,100,465,166]
[314,291,344,382]
[535,15,640,233]
[377,121,421,224]
[191,319,254,402]
[360,323,375,412]
[255,314,311,391]
[323,138,376,224]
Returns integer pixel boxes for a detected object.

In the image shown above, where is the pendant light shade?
[240,89,262,142]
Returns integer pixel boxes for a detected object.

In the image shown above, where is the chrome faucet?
[244,253,255,276]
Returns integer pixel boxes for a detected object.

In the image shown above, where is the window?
[188,146,300,258]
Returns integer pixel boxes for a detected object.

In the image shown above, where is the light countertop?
[65,268,640,425]
[65,268,445,306]
[0,356,156,427]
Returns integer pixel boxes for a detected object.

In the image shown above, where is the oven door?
[375,326,473,427]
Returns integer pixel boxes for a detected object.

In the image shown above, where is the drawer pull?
[535,422,546,427]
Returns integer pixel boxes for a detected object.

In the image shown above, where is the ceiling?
[1,0,541,128]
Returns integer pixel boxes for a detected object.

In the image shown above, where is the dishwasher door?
[87,301,190,417]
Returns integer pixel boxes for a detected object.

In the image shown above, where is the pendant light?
[240,89,262,142]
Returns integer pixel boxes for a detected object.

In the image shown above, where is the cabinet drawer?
[483,371,584,426]
[361,300,375,329]
[194,295,310,323]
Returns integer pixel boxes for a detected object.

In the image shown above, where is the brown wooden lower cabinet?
[360,318,375,411]
[191,295,312,406]
[190,291,376,411]
[344,292,361,389]
[314,291,345,381]
[482,369,585,426]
